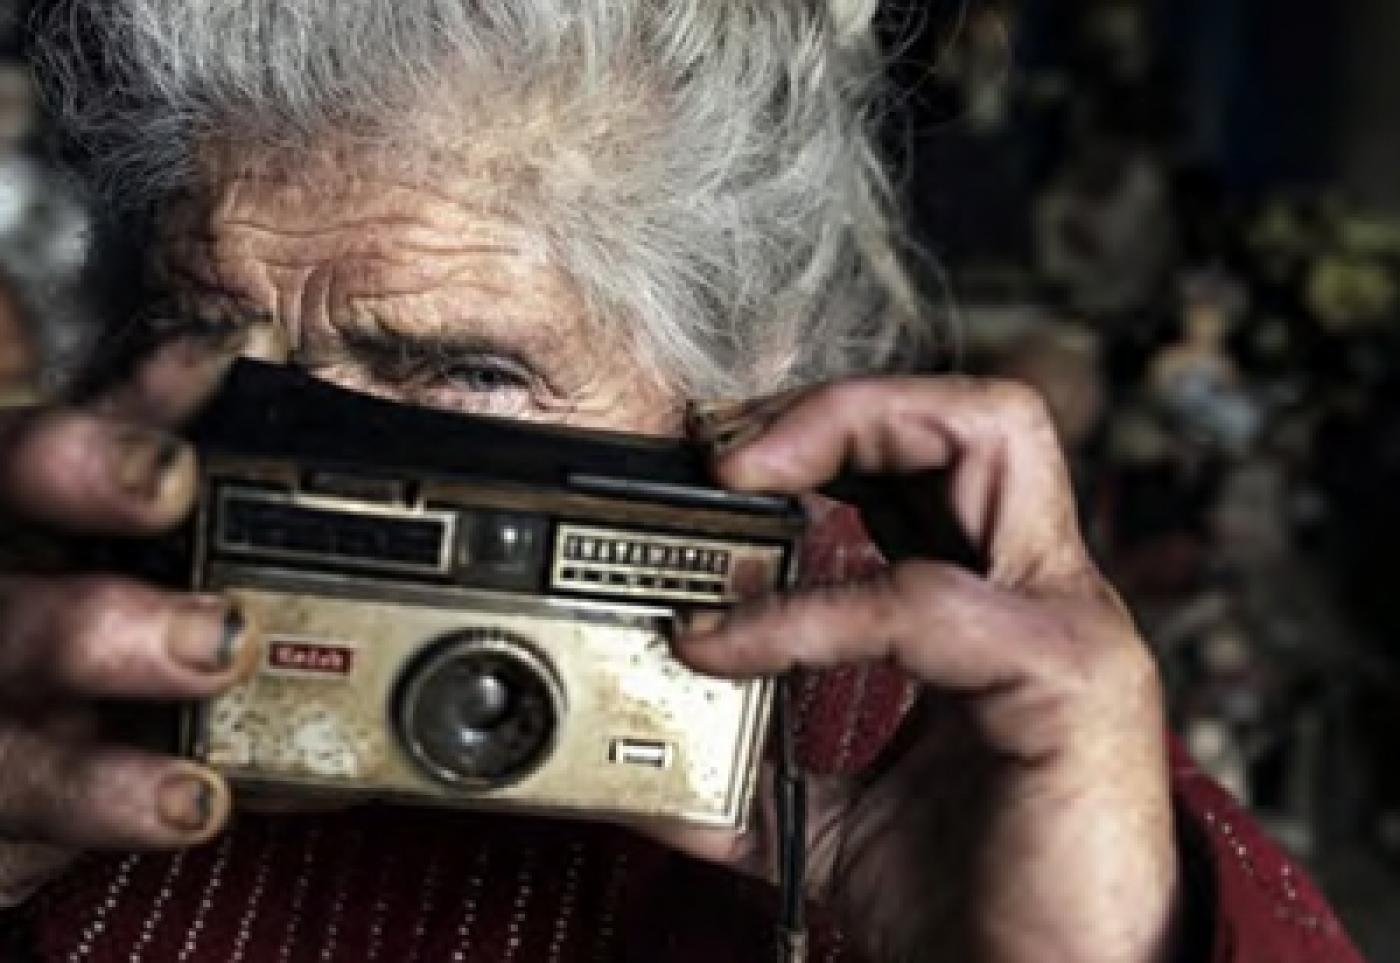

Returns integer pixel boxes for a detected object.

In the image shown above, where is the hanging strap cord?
[774,675,808,963]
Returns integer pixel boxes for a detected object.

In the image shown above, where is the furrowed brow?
[318,324,544,383]
[337,324,526,360]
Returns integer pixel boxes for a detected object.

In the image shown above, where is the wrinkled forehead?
[140,133,683,435]
[170,148,543,253]
[180,135,534,218]
[150,138,575,318]
[150,89,631,308]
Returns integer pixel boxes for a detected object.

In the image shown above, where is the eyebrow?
[329,324,534,365]
[158,279,558,387]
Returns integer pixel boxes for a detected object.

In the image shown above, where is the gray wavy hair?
[33,0,939,398]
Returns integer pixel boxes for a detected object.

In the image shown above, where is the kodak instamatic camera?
[179,361,803,829]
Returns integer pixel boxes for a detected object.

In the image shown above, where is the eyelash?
[371,352,533,397]
[434,356,533,394]
[148,297,545,414]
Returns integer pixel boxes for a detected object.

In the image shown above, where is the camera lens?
[454,672,510,729]
[396,630,560,788]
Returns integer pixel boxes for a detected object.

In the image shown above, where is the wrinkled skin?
[0,154,1178,962]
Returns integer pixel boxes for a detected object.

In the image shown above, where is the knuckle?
[1027,610,1087,679]
[1050,621,1162,704]
[0,409,191,533]
[855,563,933,639]
[805,570,888,618]
[807,379,870,418]
[862,569,907,628]
[0,410,122,526]
[983,378,1053,428]
[1,410,89,483]
[890,560,972,612]
[760,588,830,644]
[52,577,157,691]
[812,377,901,417]
[891,558,962,593]
[0,728,59,841]
[1099,637,1163,695]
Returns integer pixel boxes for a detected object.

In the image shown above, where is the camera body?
[180,362,802,829]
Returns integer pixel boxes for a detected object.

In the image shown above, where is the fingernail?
[686,399,750,434]
[169,597,249,674]
[688,401,761,442]
[681,610,727,637]
[689,391,806,454]
[156,771,218,834]
[708,417,770,456]
[175,323,250,366]
[242,323,292,364]
[113,427,189,501]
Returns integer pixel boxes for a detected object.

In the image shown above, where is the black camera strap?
[774,675,808,963]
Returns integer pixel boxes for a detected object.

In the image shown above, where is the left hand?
[665,377,1180,963]
[0,329,251,908]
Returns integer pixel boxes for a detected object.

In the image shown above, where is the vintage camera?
[178,361,803,830]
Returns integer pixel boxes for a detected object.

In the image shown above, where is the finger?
[686,388,810,449]
[0,726,229,848]
[0,408,196,534]
[0,575,259,703]
[714,377,1089,588]
[94,325,247,428]
[678,561,1057,691]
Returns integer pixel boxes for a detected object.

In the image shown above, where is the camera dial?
[395,629,562,788]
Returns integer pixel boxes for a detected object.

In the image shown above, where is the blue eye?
[444,359,531,393]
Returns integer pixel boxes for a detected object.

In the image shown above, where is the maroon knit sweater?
[17,502,1363,962]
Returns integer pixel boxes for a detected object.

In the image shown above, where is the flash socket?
[608,738,673,769]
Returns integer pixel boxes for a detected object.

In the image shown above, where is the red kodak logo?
[267,640,356,676]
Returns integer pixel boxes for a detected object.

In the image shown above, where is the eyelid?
[437,352,533,389]
[346,329,558,393]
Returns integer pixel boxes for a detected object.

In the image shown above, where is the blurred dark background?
[0,0,1398,955]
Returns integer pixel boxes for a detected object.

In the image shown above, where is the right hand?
[0,331,257,907]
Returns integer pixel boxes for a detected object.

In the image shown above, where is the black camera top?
[190,359,797,519]
[190,360,984,572]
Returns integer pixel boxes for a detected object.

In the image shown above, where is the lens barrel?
[396,629,561,787]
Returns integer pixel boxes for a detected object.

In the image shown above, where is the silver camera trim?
[213,484,458,577]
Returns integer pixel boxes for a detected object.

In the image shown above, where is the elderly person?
[0,2,1363,961]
